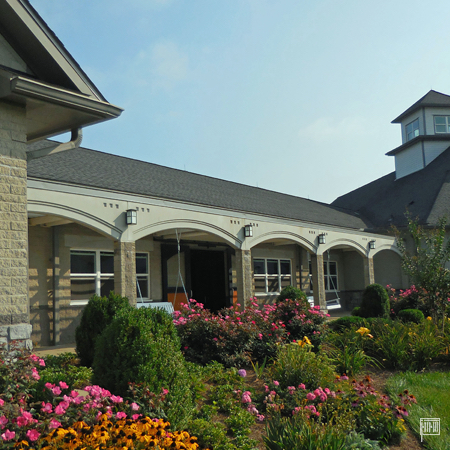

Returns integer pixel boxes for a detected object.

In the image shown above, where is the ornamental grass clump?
[92,307,194,429]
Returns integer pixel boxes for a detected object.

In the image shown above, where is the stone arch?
[28,200,123,239]
[133,219,242,248]
[318,238,367,257]
[248,231,315,253]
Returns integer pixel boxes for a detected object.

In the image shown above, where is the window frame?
[70,249,114,306]
[405,118,419,141]
[253,258,292,295]
[308,260,339,292]
[434,115,450,134]
[136,252,150,300]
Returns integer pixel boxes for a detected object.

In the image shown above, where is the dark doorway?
[190,249,227,312]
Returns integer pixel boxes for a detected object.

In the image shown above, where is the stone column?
[363,256,375,287]
[310,253,327,311]
[0,101,31,350]
[235,249,252,309]
[114,241,137,306]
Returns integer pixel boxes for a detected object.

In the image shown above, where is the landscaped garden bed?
[1,282,449,449]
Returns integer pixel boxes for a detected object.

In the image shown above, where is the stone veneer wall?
[0,101,31,349]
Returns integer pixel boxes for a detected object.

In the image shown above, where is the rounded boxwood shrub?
[75,292,131,367]
[277,285,308,303]
[358,284,390,319]
[398,308,425,324]
[328,315,365,331]
[92,307,194,429]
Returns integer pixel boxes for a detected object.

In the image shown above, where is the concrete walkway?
[32,345,76,357]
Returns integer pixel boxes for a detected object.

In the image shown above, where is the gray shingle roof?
[27,144,367,230]
[332,145,450,229]
[392,90,450,123]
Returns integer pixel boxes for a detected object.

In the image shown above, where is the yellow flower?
[297,336,312,347]
[356,327,370,336]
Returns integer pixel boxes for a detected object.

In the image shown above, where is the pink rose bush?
[173,296,328,367]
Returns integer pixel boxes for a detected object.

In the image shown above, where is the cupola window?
[406,118,419,141]
[434,115,450,133]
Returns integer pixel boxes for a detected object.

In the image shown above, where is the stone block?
[9,323,32,340]
[11,313,28,325]
[0,313,11,325]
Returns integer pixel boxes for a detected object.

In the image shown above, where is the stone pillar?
[114,241,137,306]
[235,249,252,309]
[0,101,31,350]
[310,253,327,311]
[363,256,375,287]
[299,248,311,292]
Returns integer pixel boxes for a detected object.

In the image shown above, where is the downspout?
[27,128,83,161]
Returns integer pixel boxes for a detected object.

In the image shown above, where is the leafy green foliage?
[92,307,194,429]
[277,285,308,303]
[75,292,131,367]
[397,308,424,324]
[357,284,390,319]
[267,343,335,391]
[394,215,450,325]
[264,413,348,450]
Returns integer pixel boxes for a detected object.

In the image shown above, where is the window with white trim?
[308,260,338,291]
[70,250,114,302]
[136,252,149,299]
[253,258,291,294]
[406,118,419,141]
[434,115,450,133]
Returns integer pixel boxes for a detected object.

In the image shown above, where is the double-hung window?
[406,118,419,141]
[308,260,338,291]
[434,115,450,133]
[253,258,291,294]
[70,250,114,302]
[136,252,149,299]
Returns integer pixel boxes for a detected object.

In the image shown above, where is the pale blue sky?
[30,0,450,203]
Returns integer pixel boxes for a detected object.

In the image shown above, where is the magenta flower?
[238,369,247,378]
[41,402,53,414]
[110,395,124,403]
[131,402,140,411]
[116,412,127,419]
[306,392,316,401]
[49,418,62,429]
[132,414,142,420]
[0,415,8,429]
[0,399,4,407]
[51,386,62,396]
[298,383,306,390]
[1,430,15,441]
[273,380,279,386]
[26,429,41,441]
[59,381,69,389]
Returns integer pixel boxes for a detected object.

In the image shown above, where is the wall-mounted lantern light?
[369,240,376,249]
[244,224,253,238]
[126,209,137,225]
[318,234,326,244]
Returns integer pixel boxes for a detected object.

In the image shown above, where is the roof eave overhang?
[385,135,450,156]
[0,72,123,141]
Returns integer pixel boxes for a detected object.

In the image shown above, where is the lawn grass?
[386,370,450,450]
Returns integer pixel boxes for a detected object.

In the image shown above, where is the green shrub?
[351,306,361,316]
[329,316,364,331]
[358,284,390,319]
[92,307,194,429]
[268,342,336,391]
[398,308,425,324]
[277,285,307,303]
[75,292,131,367]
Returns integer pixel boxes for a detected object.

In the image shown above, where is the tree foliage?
[394,215,450,325]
